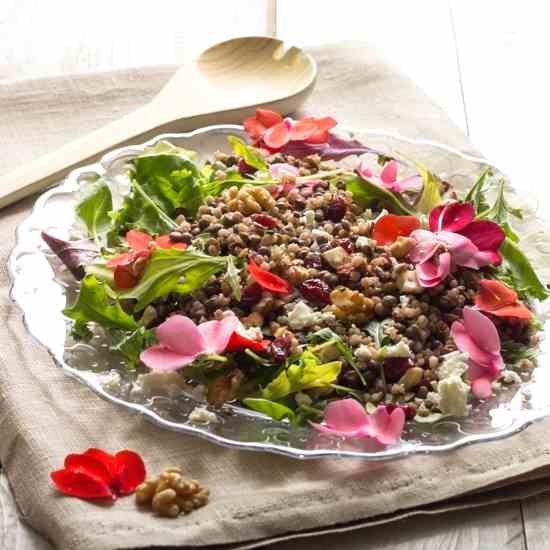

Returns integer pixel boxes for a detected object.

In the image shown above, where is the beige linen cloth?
[2,42,550,550]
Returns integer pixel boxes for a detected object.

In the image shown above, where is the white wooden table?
[2,1,550,548]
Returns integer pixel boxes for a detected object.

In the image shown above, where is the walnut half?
[135,467,210,518]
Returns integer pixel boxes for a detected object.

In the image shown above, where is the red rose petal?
[429,202,475,233]
[304,129,330,144]
[458,220,505,253]
[475,279,518,310]
[255,108,283,128]
[84,448,118,480]
[373,214,421,245]
[490,303,533,320]
[114,264,140,289]
[225,331,270,353]
[314,116,337,131]
[113,450,146,495]
[154,235,187,250]
[106,252,133,269]
[51,469,114,500]
[126,230,153,251]
[289,119,318,141]
[248,259,291,294]
[243,117,265,140]
[263,120,292,149]
[64,453,112,485]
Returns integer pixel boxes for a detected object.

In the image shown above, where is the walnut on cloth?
[135,467,209,518]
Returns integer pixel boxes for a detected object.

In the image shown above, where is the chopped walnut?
[396,269,423,294]
[330,286,374,323]
[136,467,209,518]
[207,368,244,408]
[388,236,416,259]
[222,184,275,214]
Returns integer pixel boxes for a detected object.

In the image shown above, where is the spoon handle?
[0,104,173,210]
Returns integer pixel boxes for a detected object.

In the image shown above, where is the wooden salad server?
[0,36,317,209]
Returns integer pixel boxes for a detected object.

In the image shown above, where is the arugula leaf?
[64,275,138,330]
[499,237,549,300]
[307,328,366,386]
[346,175,414,215]
[228,136,268,172]
[109,326,156,369]
[226,256,242,301]
[119,248,230,310]
[366,319,393,348]
[70,322,93,342]
[75,180,113,243]
[243,398,296,422]
[464,168,492,214]
[262,350,342,400]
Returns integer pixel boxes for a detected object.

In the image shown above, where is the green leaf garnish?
[108,326,156,369]
[262,350,342,400]
[411,158,443,214]
[228,136,268,172]
[366,319,393,348]
[76,179,113,244]
[307,328,366,386]
[64,275,138,330]
[243,398,296,422]
[499,237,549,300]
[226,256,242,301]
[346,175,414,215]
[118,248,231,310]
[464,168,492,214]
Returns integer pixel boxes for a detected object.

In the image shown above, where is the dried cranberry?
[304,253,322,269]
[300,278,331,304]
[241,283,263,307]
[339,370,364,389]
[383,357,412,382]
[238,158,256,175]
[325,196,348,222]
[335,238,355,254]
[384,403,416,420]
[269,336,292,364]
[251,213,279,228]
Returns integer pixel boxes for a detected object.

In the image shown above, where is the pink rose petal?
[156,315,206,357]
[438,231,487,269]
[323,398,369,432]
[472,378,493,399]
[140,345,198,371]
[380,160,398,184]
[392,175,423,192]
[409,230,440,263]
[416,251,451,287]
[366,406,406,445]
[269,163,299,179]
[450,320,499,367]
[462,307,501,355]
[356,159,373,179]
[198,314,240,355]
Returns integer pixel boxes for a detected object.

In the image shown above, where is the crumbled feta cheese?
[240,326,263,340]
[438,374,470,417]
[304,210,316,226]
[295,392,313,407]
[189,406,218,425]
[499,369,522,385]
[287,301,335,330]
[322,246,350,268]
[426,391,441,407]
[438,351,468,380]
[379,341,411,359]
[99,370,122,393]
[131,371,188,399]
[312,229,331,241]
[355,344,372,361]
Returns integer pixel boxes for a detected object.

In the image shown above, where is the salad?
[42,109,548,446]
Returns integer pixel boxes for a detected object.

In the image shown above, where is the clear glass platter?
[9,125,550,460]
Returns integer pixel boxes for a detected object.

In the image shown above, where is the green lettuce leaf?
[228,136,268,172]
[464,168,492,214]
[64,275,138,330]
[118,248,230,310]
[346,175,414,215]
[262,350,342,400]
[410,158,443,214]
[109,326,156,369]
[243,398,296,422]
[75,179,113,243]
[499,238,549,300]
